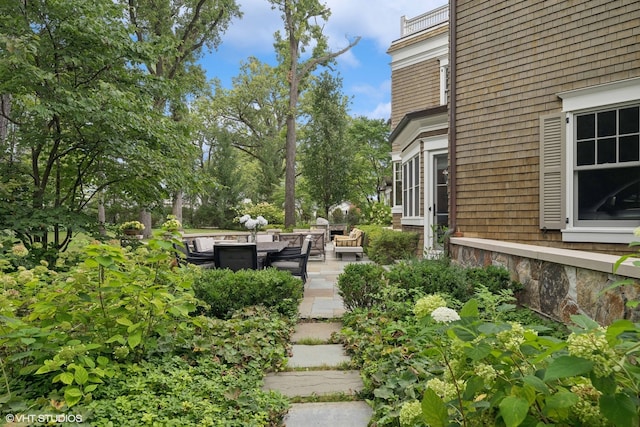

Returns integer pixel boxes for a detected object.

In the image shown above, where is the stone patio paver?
[263,370,364,397]
[284,402,372,427]
[291,322,342,343]
[288,344,351,368]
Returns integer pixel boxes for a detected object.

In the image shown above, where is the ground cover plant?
[0,219,298,425]
[336,258,640,426]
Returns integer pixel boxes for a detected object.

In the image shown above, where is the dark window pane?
[578,166,640,221]
[619,107,639,134]
[620,135,640,162]
[577,140,595,165]
[597,110,616,137]
[577,114,595,140]
[597,138,616,164]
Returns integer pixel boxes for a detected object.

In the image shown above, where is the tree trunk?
[98,191,106,235]
[172,191,183,225]
[140,209,152,238]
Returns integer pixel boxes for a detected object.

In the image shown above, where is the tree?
[346,117,392,208]
[269,0,360,227]
[209,58,289,200]
[0,0,184,256]
[124,0,241,234]
[300,72,352,217]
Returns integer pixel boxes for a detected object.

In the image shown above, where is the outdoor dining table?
[256,241,290,269]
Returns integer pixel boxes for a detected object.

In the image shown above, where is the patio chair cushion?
[333,228,363,247]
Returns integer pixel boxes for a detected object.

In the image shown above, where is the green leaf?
[543,356,593,382]
[116,317,133,327]
[545,390,578,409]
[106,334,125,344]
[59,372,75,385]
[600,393,638,427]
[74,365,89,385]
[459,298,479,317]
[64,387,83,407]
[606,319,636,342]
[570,314,600,331]
[422,388,448,427]
[463,342,491,361]
[590,372,617,395]
[127,332,142,349]
[499,396,529,427]
[84,384,98,393]
[96,356,109,366]
[522,375,550,395]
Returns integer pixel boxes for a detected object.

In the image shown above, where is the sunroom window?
[403,155,420,217]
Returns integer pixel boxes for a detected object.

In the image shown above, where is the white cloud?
[223,0,447,53]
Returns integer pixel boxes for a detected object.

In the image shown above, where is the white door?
[425,150,449,251]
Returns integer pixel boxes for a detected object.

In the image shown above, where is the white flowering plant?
[343,285,640,427]
[407,294,640,427]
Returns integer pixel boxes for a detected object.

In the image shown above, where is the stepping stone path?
[263,262,373,426]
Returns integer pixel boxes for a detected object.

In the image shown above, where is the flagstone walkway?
[262,252,373,426]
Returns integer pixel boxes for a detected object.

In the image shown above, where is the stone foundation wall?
[449,238,640,325]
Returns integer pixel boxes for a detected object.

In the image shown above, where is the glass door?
[428,152,449,250]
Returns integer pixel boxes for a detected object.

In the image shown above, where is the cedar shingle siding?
[390,62,441,133]
[455,0,640,253]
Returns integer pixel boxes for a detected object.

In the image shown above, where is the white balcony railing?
[400,5,449,37]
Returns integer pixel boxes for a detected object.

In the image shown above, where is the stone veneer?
[449,238,640,326]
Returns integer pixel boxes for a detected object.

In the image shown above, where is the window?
[403,155,420,217]
[393,161,402,207]
[575,106,640,226]
[545,77,640,243]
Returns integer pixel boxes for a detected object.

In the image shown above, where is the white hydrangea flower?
[634,226,640,237]
[430,306,461,323]
[239,214,251,224]
[414,294,448,319]
[256,215,268,226]
[244,219,258,230]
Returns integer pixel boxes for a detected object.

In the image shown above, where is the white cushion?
[194,237,215,252]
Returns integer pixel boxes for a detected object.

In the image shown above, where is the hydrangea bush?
[399,295,640,427]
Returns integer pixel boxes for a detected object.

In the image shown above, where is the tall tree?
[269,0,360,227]
[346,117,392,207]
[300,72,352,217]
[0,0,182,254]
[209,58,289,200]
[124,0,241,234]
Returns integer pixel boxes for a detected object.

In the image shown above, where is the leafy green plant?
[367,202,392,225]
[236,201,284,226]
[193,268,303,319]
[367,229,419,264]
[336,263,386,310]
[0,224,200,408]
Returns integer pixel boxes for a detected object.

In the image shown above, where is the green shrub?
[355,224,385,253]
[337,263,387,310]
[193,268,302,319]
[385,258,472,301]
[237,202,284,225]
[465,264,523,295]
[367,202,392,225]
[367,229,419,264]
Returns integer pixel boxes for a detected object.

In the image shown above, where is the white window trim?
[558,77,640,244]
[391,152,403,214]
[439,56,449,106]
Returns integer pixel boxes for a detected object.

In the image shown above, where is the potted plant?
[119,220,145,236]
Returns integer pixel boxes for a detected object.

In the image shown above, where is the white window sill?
[561,227,637,244]
[401,217,424,226]
[392,206,403,214]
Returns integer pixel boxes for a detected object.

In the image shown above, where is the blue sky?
[198,0,448,120]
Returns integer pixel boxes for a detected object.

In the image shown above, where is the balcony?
[401,5,449,37]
